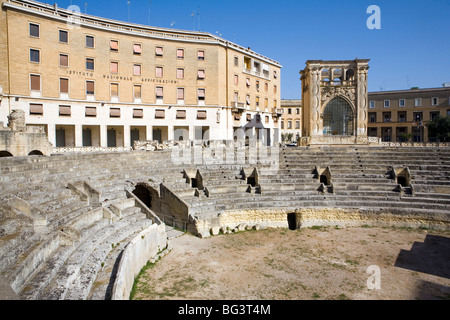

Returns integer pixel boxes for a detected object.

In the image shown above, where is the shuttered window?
[155,46,163,56]
[110,83,119,97]
[85,107,97,117]
[110,61,118,73]
[59,105,71,116]
[60,78,69,93]
[59,30,68,43]
[110,108,121,117]
[198,89,205,101]
[133,43,142,54]
[30,49,40,63]
[134,64,142,76]
[86,81,95,95]
[86,58,94,70]
[155,109,165,119]
[30,74,40,91]
[133,85,142,98]
[176,110,186,119]
[177,88,184,100]
[177,68,184,79]
[133,109,143,118]
[60,54,69,67]
[30,104,43,115]
[197,110,207,120]
[198,50,205,60]
[29,23,39,37]
[86,35,94,48]
[197,69,205,80]
[156,87,163,99]
[156,66,163,77]
[110,40,119,51]
[177,49,184,59]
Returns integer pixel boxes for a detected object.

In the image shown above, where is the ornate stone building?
[299,59,370,145]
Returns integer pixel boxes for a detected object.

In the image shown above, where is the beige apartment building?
[367,85,450,142]
[0,0,281,149]
[280,99,301,143]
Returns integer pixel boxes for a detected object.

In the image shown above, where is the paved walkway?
[165,226,185,240]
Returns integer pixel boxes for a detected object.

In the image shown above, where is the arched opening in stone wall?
[0,151,13,157]
[323,97,354,136]
[28,150,44,156]
[133,184,153,209]
[320,174,329,186]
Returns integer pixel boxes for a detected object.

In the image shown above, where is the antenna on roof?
[191,11,196,30]
[84,2,87,14]
[127,0,131,22]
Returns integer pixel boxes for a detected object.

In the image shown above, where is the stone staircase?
[1,146,449,299]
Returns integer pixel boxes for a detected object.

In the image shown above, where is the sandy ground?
[132,225,450,300]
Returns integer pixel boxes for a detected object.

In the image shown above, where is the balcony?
[231,101,246,112]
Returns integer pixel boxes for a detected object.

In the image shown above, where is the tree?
[427,116,450,142]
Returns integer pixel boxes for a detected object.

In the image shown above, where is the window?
[244,57,251,70]
[197,110,207,120]
[414,98,422,107]
[155,46,163,57]
[30,49,40,63]
[110,108,121,118]
[431,97,439,106]
[287,120,292,129]
[281,121,284,129]
[369,100,375,109]
[86,58,94,71]
[86,35,94,48]
[156,66,163,78]
[177,88,185,101]
[413,112,423,122]
[30,103,43,115]
[133,64,142,76]
[59,105,71,116]
[265,98,268,109]
[177,49,184,59]
[265,83,269,92]
[133,43,142,55]
[198,50,205,60]
[234,74,239,85]
[274,70,277,79]
[430,111,440,120]
[198,89,205,102]
[295,120,300,129]
[296,108,300,115]
[256,96,260,107]
[86,81,95,95]
[85,107,97,117]
[133,109,143,118]
[156,86,164,100]
[246,95,251,106]
[234,56,239,67]
[288,108,292,114]
[59,30,68,43]
[29,23,39,37]
[176,110,186,119]
[398,111,406,122]
[274,85,277,94]
[155,109,165,119]
[399,99,405,107]
[369,112,377,123]
[246,78,250,88]
[274,100,277,108]
[110,40,119,52]
[177,68,184,79]
[256,81,260,91]
[110,61,118,73]
[383,112,391,122]
[110,83,119,97]
[197,69,205,80]
[133,85,142,99]
[30,74,40,91]
[59,78,69,94]
[384,100,390,108]
[59,54,69,67]
[447,109,450,116]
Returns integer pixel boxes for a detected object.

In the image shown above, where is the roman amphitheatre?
[0,142,449,300]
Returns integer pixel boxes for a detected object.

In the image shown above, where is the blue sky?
[59,0,450,99]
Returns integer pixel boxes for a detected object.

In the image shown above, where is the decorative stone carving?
[8,109,26,132]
